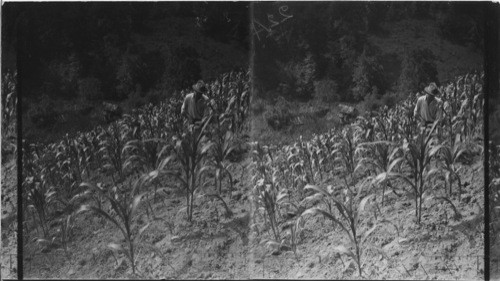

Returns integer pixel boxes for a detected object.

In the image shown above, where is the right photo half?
[249,2,485,279]
[488,2,500,281]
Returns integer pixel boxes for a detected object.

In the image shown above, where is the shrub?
[314,79,340,103]
[351,50,386,102]
[362,93,384,112]
[264,96,294,130]
[28,95,59,128]
[251,97,267,116]
[380,92,400,108]
[278,53,317,100]
[362,92,399,113]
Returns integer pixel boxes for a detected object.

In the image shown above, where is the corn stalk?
[376,121,440,224]
[78,176,149,274]
[156,116,214,222]
[302,181,385,277]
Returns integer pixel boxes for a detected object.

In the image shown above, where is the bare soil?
[23,157,254,279]
[245,149,484,280]
[491,240,500,280]
[22,147,483,279]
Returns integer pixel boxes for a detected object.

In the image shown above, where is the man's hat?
[424,82,440,96]
[193,80,207,94]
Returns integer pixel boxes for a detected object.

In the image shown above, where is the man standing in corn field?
[414,82,443,137]
[181,80,215,125]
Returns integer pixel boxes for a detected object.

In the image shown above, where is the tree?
[278,53,317,100]
[166,45,202,91]
[397,48,438,95]
[134,50,165,93]
[352,49,386,101]
[438,3,484,49]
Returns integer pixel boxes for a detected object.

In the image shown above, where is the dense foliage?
[4,3,249,99]
[3,3,250,143]
[252,2,483,103]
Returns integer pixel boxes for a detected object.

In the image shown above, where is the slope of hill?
[252,2,483,107]
[22,70,483,279]
[1,159,18,279]
[369,19,483,86]
[4,3,249,145]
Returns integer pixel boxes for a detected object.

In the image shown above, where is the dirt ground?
[491,241,500,281]
[248,159,484,280]
[1,159,18,280]
[21,145,484,279]
[23,157,254,279]
[491,210,500,281]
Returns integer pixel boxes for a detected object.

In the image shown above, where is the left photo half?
[6,2,252,279]
[1,8,19,277]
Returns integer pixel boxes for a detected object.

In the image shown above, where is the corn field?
[250,72,484,277]
[490,98,500,255]
[21,70,484,277]
[22,71,250,274]
[2,70,17,164]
